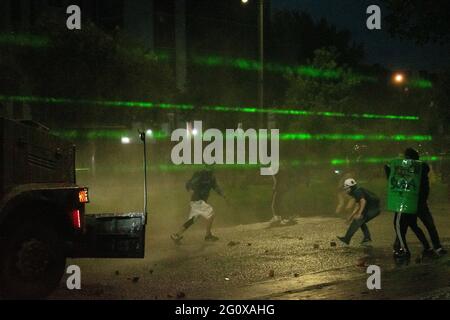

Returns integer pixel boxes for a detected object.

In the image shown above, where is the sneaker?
[205,234,219,242]
[361,239,372,246]
[171,233,183,244]
[436,247,448,257]
[269,216,282,227]
[337,236,349,245]
[393,249,410,260]
[270,215,282,223]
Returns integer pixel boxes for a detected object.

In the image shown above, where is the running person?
[337,178,381,245]
[171,169,225,243]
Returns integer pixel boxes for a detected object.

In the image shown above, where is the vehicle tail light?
[71,209,82,230]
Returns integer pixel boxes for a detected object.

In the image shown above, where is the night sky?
[272,0,449,71]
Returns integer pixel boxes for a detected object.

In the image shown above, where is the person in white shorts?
[171,169,225,243]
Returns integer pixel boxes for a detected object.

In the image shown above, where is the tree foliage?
[1,20,175,101]
[268,10,365,66]
[284,48,361,112]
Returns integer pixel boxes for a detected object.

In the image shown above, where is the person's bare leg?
[171,217,195,244]
[205,214,215,237]
[177,217,195,235]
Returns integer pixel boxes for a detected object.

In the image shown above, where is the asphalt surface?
[50,210,450,300]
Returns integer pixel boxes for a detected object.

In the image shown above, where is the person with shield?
[385,148,447,259]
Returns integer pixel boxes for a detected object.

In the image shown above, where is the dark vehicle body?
[0,118,146,299]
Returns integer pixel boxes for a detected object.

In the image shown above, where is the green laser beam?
[53,129,432,142]
[280,133,432,141]
[0,95,419,120]
[0,95,194,111]
[409,79,433,89]
[1,95,419,121]
[193,55,345,80]
[203,105,418,120]
[74,156,448,173]
[0,33,49,48]
[0,33,433,88]
[330,156,441,166]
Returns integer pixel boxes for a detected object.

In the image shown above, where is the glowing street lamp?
[241,0,249,4]
[393,72,405,84]
[121,136,131,144]
[146,129,153,137]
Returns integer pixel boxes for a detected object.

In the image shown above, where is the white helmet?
[343,178,357,191]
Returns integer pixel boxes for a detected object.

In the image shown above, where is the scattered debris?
[330,241,337,247]
[115,270,120,276]
[176,291,186,299]
[227,241,240,247]
[149,269,154,274]
[247,243,252,246]
[356,258,368,268]
[298,237,303,240]
[313,244,320,249]
[225,277,230,281]
[294,273,300,278]
[264,249,269,253]
[269,270,275,278]
[129,276,140,283]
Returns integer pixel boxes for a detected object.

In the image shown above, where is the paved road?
[50,211,450,300]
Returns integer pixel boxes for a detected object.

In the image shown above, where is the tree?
[383,0,450,44]
[263,10,364,106]
[284,47,361,113]
[2,19,176,128]
[267,10,364,66]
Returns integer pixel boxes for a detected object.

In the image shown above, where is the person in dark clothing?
[391,211,432,259]
[269,168,296,226]
[171,169,225,243]
[337,178,381,245]
[386,148,447,258]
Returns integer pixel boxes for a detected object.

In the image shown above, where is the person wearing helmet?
[171,168,225,244]
[337,178,381,245]
[385,148,447,258]
[335,171,356,215]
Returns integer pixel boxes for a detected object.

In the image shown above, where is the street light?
[121,136,131,144]
[393,72,405,84]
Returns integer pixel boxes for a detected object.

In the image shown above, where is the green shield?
[387,159,422,214]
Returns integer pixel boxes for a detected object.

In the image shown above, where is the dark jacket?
[186,170,223,202]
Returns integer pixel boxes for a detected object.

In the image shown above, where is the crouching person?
[337,178,381,245]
